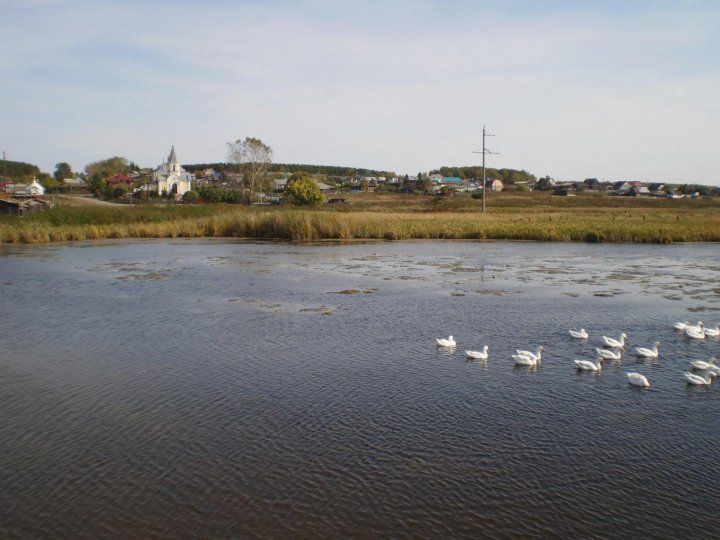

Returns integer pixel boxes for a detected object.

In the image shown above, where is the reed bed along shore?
[2,203,720,244]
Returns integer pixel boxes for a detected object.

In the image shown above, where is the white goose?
[626,372,650,387]
[513,353,540,367]
[436,335,456,348]
[703,324,720,337]
[674,321,690,331]
[685,326,705,340]
[684,371,717,386]
[465,346,489,360]
[569,328,589,339]
[514,346,544,363]
[596,348,622,361]
[602,333,627,349]
[685,321,704,333]
[690,357,718,371]
[574,358,602,371]
[634,341,660,358]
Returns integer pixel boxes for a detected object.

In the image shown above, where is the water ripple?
[1,240,719,538]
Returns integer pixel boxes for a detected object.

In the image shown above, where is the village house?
[485,179,504,192]
[63,177,85,189]
[440,176,463,187]
[553,184,576,196]
[194,168,222,187]
[106,173,134,188]
[612,181,642,195]
[583,178,601,190]
[648,183,666,195]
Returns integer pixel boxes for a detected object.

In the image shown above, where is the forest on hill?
[183,162,538,183]
[183,162,397,178]
[0,159,41,180]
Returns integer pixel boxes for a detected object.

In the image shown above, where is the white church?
[153,146,195,197]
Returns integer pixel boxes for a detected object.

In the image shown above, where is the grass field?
[2,191,719,244]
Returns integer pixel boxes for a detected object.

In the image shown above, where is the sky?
[2,0,719,184]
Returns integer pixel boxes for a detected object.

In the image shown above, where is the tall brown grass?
[2,199,719,244]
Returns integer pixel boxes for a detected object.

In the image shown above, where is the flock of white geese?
[436,320,720,389]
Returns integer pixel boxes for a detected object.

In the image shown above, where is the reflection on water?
[1,240,719,539]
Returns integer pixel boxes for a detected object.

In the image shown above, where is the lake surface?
[1,240,719,539]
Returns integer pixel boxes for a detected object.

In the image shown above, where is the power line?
[473,126,498,213]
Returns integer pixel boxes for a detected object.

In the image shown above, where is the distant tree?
[227,137,273,203]
[54,162,73,182]
[112,186,128,199]
[359,178,370,192]
[182,190,199,204]
[285,174,324,205]
[536,176,554,191]
[0,159,40,181]
[89,174,107,196]
[85,156,131,179]
[36,172,61,192]
[416,176,432,192]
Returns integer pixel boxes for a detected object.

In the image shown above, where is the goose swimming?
[596,348,622,361]
[574,358,602,371]
[684,371,717,386]
[703,324,720,337]
[602,333,627,349]
[436,335,456,348]
[626,372,650,387]
[514,346,544,363]
[685,326,705,340]
[513,353,540,367]
[569,328,589,339]
[685,321,704,333]
[634,341,660,358]
[465,346,489,360]
[690,357,718,371]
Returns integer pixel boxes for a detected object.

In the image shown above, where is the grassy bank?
[2,198,719,244]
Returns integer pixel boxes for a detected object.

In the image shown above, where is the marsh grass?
[2,196,719,244]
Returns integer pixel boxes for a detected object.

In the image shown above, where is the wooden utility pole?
[474,126,496,213]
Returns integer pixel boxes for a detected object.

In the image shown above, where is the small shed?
[0,197,49,215]
[553,185,576,196]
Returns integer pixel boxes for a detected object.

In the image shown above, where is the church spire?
[168,145,178,166]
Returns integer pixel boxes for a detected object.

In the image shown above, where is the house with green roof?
[440,176,463,186]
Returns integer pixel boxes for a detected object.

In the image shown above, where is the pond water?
[1,240,719,539]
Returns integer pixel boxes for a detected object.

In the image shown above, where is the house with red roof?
[107,173,134,187]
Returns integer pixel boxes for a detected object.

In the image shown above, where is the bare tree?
[227,137,273,203]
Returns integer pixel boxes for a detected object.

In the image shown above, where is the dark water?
[1,240,719,539]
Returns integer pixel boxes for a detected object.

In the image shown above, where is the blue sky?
[2,0,719,184]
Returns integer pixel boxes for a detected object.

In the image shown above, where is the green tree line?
[0,159,41,180]
[183,162,396,179]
